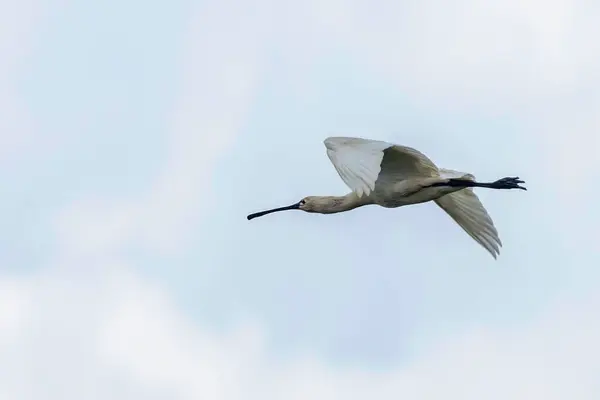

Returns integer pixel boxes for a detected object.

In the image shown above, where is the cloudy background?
[1,0,599,398]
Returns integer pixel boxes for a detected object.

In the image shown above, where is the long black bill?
[247,202,301,220]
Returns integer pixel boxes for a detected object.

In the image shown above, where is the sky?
[1,0,599,398]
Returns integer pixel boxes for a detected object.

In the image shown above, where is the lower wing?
[434,188,502,259]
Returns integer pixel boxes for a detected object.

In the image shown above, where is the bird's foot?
[492,177,527,190]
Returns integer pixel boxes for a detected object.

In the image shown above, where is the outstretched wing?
[324,136,439,197]
[434,187,502,259]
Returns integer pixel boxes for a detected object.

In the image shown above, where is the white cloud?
[0,263,598,400]
[0,278,31,348]
[296,0,598,113]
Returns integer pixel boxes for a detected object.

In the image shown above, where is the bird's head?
[247,196,346,220]
[297,196,324,212]
[298,196,346,213]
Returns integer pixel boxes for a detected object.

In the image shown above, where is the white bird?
[247,136,526,258]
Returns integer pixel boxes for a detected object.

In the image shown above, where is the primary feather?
[435,188,502,259]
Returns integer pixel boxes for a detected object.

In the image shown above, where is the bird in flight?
[247,137,526,258]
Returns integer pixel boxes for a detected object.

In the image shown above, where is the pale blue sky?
[1,0,599,398]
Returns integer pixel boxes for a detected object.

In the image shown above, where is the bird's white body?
[248,136,526,259]
[365,177,461,208]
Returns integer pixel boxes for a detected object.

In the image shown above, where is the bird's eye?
[299,199,306,205]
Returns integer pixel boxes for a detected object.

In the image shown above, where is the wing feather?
[324,136,438,197]
[434,188,502,259]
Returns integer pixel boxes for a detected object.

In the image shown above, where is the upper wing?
[434,188,502,259]
[324,136,439,197]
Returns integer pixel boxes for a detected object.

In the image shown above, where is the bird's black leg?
[430,177,527,191]
[486,176,527,190]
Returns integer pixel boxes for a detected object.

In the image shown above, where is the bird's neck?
[314,192,371,214]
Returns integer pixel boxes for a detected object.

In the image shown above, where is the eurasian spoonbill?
[247,137,526,258]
